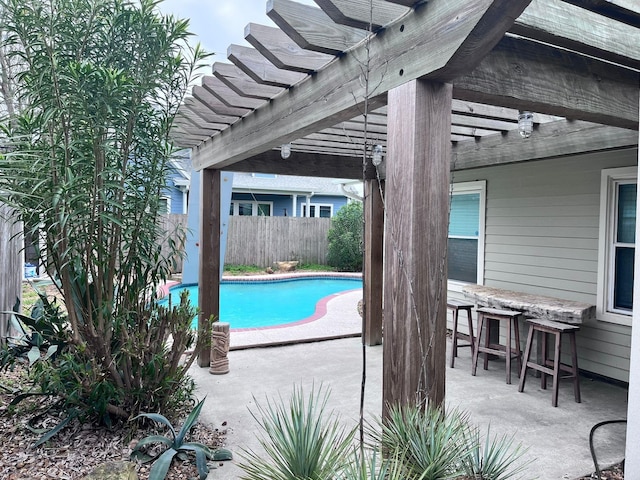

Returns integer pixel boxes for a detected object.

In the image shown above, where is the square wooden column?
[363,177,384,346]
[197,168,221,367]
[383,79,452,414]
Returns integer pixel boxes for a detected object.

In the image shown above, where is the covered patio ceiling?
[171,0,639,179]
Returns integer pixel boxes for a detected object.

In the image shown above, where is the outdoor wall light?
[372,144,384,166]
[280,143,291,159]
[518,111,534,139]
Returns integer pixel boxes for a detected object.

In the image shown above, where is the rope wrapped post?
[209,322,230,375]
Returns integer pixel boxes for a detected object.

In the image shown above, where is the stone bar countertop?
[462,285,595,325]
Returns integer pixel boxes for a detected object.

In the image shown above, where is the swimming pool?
[159,276,362,330]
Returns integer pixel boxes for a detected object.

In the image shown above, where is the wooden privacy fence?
[159,215,331,271]
[0,204,23,346]
[225,216,331,267]
[158,214,188,274]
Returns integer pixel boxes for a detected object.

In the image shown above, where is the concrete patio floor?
[190,290,628,480]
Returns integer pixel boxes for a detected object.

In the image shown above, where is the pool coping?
[158,272,363,349]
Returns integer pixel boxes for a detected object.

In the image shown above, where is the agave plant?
[456,426,532,480]
[130,397,232,480]
[238,384,356,480]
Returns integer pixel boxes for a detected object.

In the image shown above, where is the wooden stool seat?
[518,318,581,407]
[447,300,475,368]
[472,307,522,384]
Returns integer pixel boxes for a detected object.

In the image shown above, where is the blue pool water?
[159,277,362,329]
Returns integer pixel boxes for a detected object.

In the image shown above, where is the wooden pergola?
[173,0,640,472]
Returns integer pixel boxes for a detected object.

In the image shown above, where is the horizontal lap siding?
[451,148,637,382]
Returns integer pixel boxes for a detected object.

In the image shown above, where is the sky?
[157,0,315,63]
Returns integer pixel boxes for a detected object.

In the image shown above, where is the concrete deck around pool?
[192,291,629,480]
[229,288,362,349]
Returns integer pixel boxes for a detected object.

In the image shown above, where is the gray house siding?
[450,147,637,383]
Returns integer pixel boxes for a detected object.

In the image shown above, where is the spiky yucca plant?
[238,384,356,480]
[456,426,531,480]
[339,447,429,480]
[371,404,470,480]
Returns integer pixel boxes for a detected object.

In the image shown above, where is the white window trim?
[597,166,636,326]
[302,203,334,218]
[230,200,274,216]
[447,180,486,293]
[159,195,171,214]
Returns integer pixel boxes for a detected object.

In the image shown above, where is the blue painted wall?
[163,169,188,214]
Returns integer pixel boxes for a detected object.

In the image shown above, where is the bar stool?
[518,318,581,407]
[447,299,475,368]
[472,307,522,384]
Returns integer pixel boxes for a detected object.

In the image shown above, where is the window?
[301,204,333,218]
[229,201,272,216]
[448,181,486,290]
[158,196,171,214]
[597,167,636,324]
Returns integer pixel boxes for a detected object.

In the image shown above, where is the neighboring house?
[165,152,360,217]
[162,152,191,214]
[446,146,637,384]
[229,172,359,218]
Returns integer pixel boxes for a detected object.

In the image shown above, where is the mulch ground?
[576,463,624,480]
[0,363,229,479]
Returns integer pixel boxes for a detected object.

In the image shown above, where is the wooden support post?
[383,79,451,416]
[198,168,221,367]
[363,177,384,346]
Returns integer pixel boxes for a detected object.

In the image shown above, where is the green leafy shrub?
[0,0,207,429]
[327,202,363,272]
[27,289,198,428]
[131,398,232,480]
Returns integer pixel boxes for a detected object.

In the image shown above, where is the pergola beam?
[193,0,532,170]
[512,0,640,70]
[267,0,368,55]
[454,36,639,130]
[228,44,307,87]
[313,0,410,31]
[212,62,284,100]
[452,119,638,169]
[229,149,364,179]
[245,23,334,73]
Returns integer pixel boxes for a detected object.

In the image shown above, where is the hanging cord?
[589,419,626,479]
[358,0,375,452]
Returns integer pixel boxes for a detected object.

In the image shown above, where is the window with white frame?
[301,203,333,218]
[448,181,486,290]
[229,201,272,216]
[597,167,636,324]
[158,196,171,214]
